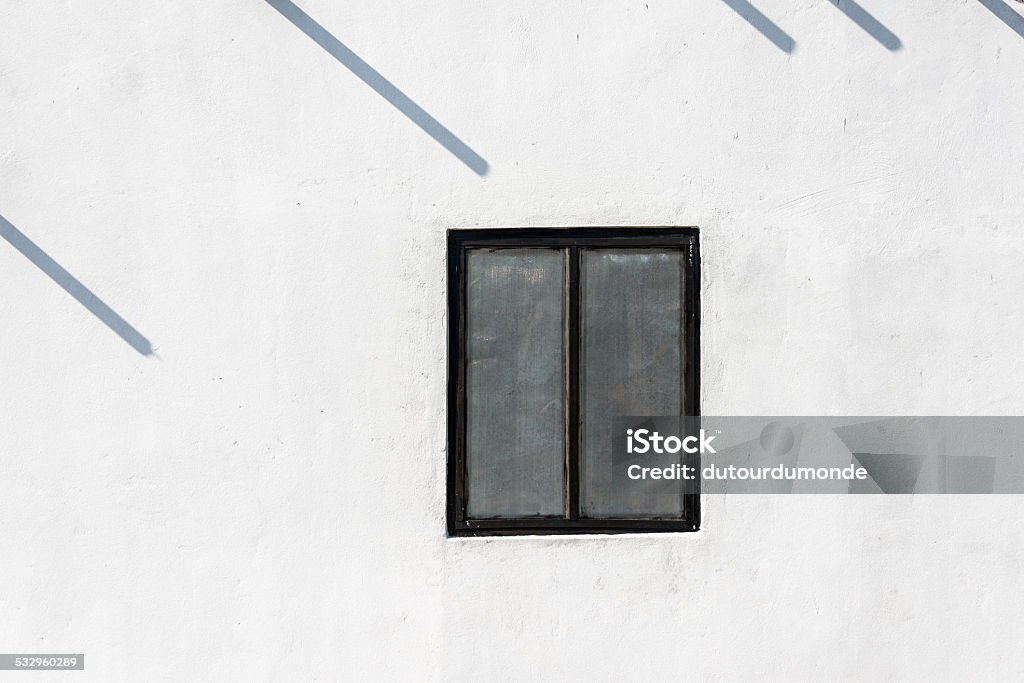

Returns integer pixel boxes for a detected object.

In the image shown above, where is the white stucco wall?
[2,0,1023,679]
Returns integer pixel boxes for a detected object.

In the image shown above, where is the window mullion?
[566,245,581,520]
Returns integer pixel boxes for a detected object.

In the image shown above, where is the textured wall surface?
[1,0,1023,679]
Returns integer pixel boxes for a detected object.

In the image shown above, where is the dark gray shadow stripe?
[720,0,797,53]
[829,0,902,51]
[0,214,154,356]
[264,0,489,176]
[978,0,1024,39]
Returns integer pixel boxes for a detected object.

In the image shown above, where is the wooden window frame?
[447,227,701,536]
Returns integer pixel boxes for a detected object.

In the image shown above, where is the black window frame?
[447,227,701,536]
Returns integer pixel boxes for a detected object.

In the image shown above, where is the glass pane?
[580,249,685,518]
[466,249,566,518]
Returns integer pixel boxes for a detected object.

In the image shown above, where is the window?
[447,228,700,535]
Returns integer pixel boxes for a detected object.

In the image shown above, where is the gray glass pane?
[466,249,565,518]
[580,249,685,518]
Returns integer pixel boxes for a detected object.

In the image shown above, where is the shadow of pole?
[828,0,902,51]
[263,0,489,176]
[0,214,154,356]
[978,0,1024,39]
[720,0,797,53]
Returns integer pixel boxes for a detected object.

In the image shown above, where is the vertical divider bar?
[566,246,581,520]
[678,245,687,515]
[684,237,700,417]
[683,237,701,527]
[459,244,470,522]
[446,236,467,533]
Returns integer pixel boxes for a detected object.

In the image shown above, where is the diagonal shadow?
[264,0,489,176]
[0,214,154,356]
[978,0,1024,39]
[720,0,797,53]
[828,0,902,51]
